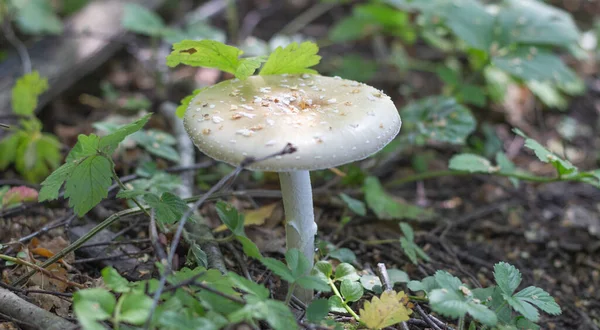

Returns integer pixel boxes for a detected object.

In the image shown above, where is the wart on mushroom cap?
[183,74,401,171]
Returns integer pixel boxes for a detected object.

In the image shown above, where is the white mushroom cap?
[183,74,401,171]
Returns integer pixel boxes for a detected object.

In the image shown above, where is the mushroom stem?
[279,170,317,301]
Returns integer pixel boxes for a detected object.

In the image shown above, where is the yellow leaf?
[359,291,413,330]
[214,203,277,232]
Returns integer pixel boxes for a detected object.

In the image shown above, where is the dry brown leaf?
[359,290,413,330]
[214,203,278,232]
[28,286,71,317]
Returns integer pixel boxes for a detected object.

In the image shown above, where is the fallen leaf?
[359,290,413,329]
[29,285,71,317]
[214,203,277,233]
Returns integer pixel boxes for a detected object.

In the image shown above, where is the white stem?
[279,171,317,301]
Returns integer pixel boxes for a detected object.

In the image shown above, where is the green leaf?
[334,263,360,282]
[400,96,476,145]
[228,272,269,300]
[329,16,370,43]
[236,57,267,80]
[236,235,262,259]
[176,89,204,118]
[399,223,430,264]
[228,296,298,330]
[429,288,497,326]
[457,84,487,107]
[286,248,311,279]
[131,129,180,162]
[38,161,77,202]
[296,275,331,292]
[364,176,435,221]
[507,286,561,322]
[13,0,63,35]
[339,193,366,216]
[437,0,494,50]
[166,40,255,80]
[102,267,130,293]
[328,248,357,264]
[494,0,579,48]
[493,48,579,85]
[99,114,152,154]
[449,154,498,173]
[341,279,363,302]
[260,257,295,282]
[434,270,462,290]
[73,288,116,330]
[328,295,346,313]
[494,262,522,296]
[259,41,321,75]
[0,134,21,169]
[118,293,153,325]
[66,134,101,162]
[189,243,208,268]
[12,71,49,115]
[306,299,329,323]
[145,192,190,224]
[407,276,438,293]
[215,201,244,235]
[313,261,333,281]
[360,275,383,293]
[64,155,113,216]
[122,3,166,37]
[513,128,577,176]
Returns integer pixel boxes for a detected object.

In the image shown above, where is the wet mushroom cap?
[183,74,401,171]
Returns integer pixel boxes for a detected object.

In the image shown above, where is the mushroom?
[183,74,401,301]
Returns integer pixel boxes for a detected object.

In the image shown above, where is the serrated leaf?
[508,286,561,322]
[494,262,522,296]
[145,192,190,224]
[122,4,166,37]
[449,154,498,173]
[167,40,254,80]
[339,193,366,216]
[228,272,269,300]
[64,155,113,216]
[99,114,152,154]
[176,89,204,118]
[306,299,329,323]
[131,129,180,162]
[401,96,476,145]
[286,248,311,279]
[260,257,294,282]
[334,263,360,282]
[73,288,116,324]
[102,267,130,293]
[434,271,462,291]
[38,161,78,202]
[228,296,298,330]
[341,279,363,302]
[364,176,435,221]
[235,57,267,80]
[12,71,49,115]
[429,288,497,326]
[360,275,383,293]
[513,128,577,176]
[296,275,331,292]
[359,291,412,329]
[66,134,101,162]
[259,41,321,75]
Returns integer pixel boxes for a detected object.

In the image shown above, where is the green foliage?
[260,249,330,292]
[400,96,476,145]
[259,41,321,75]
[166,40,266,80]
[0,72,61,182]
[145,192,190,224]
[363,176,435,221]
[398,223,430,264]
[408,262,561,327]
[10,0,63,35]
[39,114,152,216]
[215,201,262,258]
[449,154,498,173]
[329,3,415,43]
[513,129,576,176]
[339,193,366,216]
[176,88,204,118]
[11,72,48,116]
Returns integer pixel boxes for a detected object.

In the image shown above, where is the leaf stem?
[328,278,361,321]
[110,162,150,217]
[285,282,296,306]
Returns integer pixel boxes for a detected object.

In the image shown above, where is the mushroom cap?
[183,74,401,171]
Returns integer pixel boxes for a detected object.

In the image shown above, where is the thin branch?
[1,19,31,74]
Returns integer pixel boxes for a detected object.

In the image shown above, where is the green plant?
[0,72,61,182]
[3,0,63,35]
[408,262,561,329]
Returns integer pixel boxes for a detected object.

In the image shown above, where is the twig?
[144,143,297,329]
[1,19,31,74]
[0,288,76,330]
[0,254,85,289]
[0,123,10,129]
[149,209,168,264]
[376,263,393,292]
[415,304,444,330]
